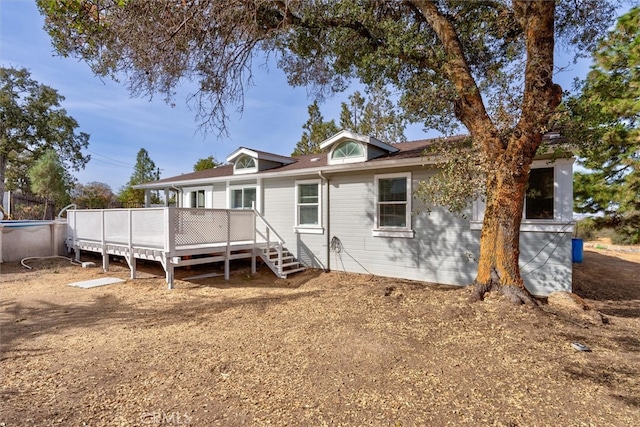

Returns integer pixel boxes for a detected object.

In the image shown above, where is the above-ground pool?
[0,220,68,263]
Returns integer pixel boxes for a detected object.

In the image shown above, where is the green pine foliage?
[293,85,407,156]
[566,7,640,243]
[339,84,407,143]
[118,148,161,205]
[28,149,70,219]
[292,101,339,155]
[193,156,220,171]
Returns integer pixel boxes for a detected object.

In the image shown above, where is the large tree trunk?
[469,1,562,304]
[471,155,537,305]
[417,0,561,300]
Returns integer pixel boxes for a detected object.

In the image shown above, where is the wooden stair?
[260,246,306,278]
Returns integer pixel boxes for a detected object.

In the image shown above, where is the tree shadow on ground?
[0,283,324,356]
[563,359,640,409]
[557,326,640,410]
[572,251,640,318]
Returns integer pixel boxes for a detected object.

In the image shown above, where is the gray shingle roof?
[148,135,470,186]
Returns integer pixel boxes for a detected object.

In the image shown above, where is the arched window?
[236,155,256,170]
[331,140,364,160]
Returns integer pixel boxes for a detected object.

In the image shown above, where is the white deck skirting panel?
[66,208,282,288]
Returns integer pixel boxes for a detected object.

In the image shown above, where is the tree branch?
[512,0,563,160]
[408,0,499,154]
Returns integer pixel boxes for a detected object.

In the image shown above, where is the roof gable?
[319,130,399,165]
[226,147,296,175]
[319,130,399,153]
[226,147,295,165]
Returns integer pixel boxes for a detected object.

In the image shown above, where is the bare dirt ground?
[1,244,639,426]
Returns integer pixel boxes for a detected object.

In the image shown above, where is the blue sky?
[1,0,604,191]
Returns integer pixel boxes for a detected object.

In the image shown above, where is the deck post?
[224,210,230,280]
[251,210,257,274]
[251,251,257,274]
[101,210,109,272]
[130,257,136,280]
[164,207,174,255]
[165,208,176,289]
[166,256,174,290]
[128,209,136,279]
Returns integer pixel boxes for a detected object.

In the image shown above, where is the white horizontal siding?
[263,176,328,269]
[326,168,479,287]
[199,165,571,296]
[212,183,227,209]
[519,232,572,295]
[262,178,292,235]
[324,167,571,295]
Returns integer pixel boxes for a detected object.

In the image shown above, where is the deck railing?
[67,208,258,256]
[66,207,297,285]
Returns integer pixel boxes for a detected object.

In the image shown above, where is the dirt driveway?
[1,247,639,426]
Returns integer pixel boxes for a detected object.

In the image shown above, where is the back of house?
[136,130,575,296]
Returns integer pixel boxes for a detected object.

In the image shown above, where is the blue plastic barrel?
[572,238,584,263]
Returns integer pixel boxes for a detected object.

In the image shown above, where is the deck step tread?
[257,245,306,278]
[280,262,301,268]
[267,256,294,262]
[282,267,306,277]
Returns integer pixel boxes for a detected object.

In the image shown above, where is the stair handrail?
[254,210,285,245]
[254,209,285,277]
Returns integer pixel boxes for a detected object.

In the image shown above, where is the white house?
[135,130,575,296]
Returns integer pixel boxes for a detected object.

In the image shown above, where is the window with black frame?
[525,167,554,219]
[231,187,256,209]
[190,190,205,208]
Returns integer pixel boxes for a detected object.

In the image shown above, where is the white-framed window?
[329,140,365,165]
[525,167,555,219]
[295,179,323,234]
[190,189,206,208]
[373,172,414,238]
[234,155,257,174]
[230,186,256,209]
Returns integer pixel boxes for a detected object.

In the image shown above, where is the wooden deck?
[66,208,304,288]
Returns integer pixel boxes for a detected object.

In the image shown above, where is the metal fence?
[3,192,55,220]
